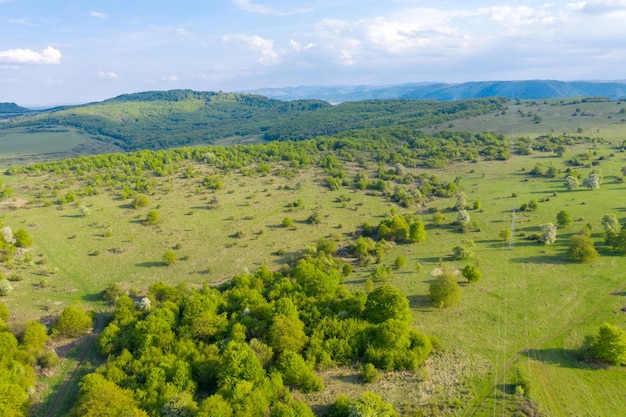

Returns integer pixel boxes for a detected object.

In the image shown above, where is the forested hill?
[0,90,330,151]
[0,90,506,151]
[0,102,31,114]
[263,97,507,141]
[248,80,626,102]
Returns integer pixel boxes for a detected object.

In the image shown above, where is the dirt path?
[44,311,105,417]
[462,281,626,416]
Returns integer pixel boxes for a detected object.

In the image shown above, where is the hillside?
[2,110,626,416]
[0,102,31,114]
[247,80,626,102]
[0,90,330,151]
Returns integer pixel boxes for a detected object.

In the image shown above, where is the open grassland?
[433,99,626,142]
[0,126,123,166]
[1,101,626,416]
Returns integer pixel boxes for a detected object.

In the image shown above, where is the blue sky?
[1,0,626,106]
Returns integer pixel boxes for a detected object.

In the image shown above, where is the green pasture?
[0,127,123,166]
[1,105,626,415]
[430,99,626,142]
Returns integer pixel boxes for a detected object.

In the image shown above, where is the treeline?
[263,97,507,141]
[80,250,433,416]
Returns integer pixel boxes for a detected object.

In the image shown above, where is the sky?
[1,0,626,106]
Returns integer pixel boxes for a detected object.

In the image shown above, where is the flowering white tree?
[541,223,557,244]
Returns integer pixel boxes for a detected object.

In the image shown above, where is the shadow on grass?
[81,292,102,303]
[522,348,603,370]
[135,261,165,268]
[60,214,83,219]
[509,255,565,265]
[407,294,432,309]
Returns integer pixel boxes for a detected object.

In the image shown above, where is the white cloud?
[289,39,315,53]
[97,71,119,79]
[164,74,179,81]
[566,0,626,15]
[90,11,109,19]
[231,0,311,16]
[175,28,194,41]
[0,65,20,70]
[223,34,280,65]
[0,46,61,64]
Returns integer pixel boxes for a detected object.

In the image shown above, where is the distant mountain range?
[0,102,31,114]
[246,80,626,102]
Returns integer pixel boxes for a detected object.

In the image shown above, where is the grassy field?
[0,127,123,166]
[1,99,625,416]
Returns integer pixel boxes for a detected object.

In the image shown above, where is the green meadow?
[0,98,625,416]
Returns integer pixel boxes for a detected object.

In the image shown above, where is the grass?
[0,127,123,166]
[1,99,626,416]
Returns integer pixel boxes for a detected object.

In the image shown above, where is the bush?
[144,209,160,225]
[429,273,461,308]
[53,303,92,338]
[0,278,13,296]
[361,363,380,383]
[162,249,177,266]
[14,228,33,248]
[282,217,293,227]
[462,264,482,283]
[38,350,60,368]
[132,194,150,209]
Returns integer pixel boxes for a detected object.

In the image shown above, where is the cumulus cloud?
[566,0,626,15]
[289,39,315,53]
[90,11,109,18]
[223,34,280,65]
[97,71,119,79]
[231,0,311,16]
[0,46,61,64]
[164,74,179,81]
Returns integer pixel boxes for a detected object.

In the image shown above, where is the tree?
[601,214,620,247]
[144,210,160,225]
[455,209,470,225]
[54,303,93,338]
[282,217,293,228]
[564,175,579,191]
[432,211,445,226]
[132,194,150,209]
[21,320,49,353]
[0,279,13,296]
[454,192,467,210]
[76,373,149,417]
[364,285,412,324]
[540,223,557,244]
[452,239,475,260]
[346,392,398,417]
[499,228,511,242]
[393,255,407,270]
[429,272,461,308]
[582,173,601,190]
[267,315,308,354]
[162,249,177,265]
[556,210,572,228]
[408,220,426,243]
[589,323,626,365]
[13,228,32,248]
[566,233,598,262]
[462,264,482,283]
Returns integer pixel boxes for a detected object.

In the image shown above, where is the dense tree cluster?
[86,254,432,416]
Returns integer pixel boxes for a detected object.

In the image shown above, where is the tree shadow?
[509,255,565,265]
[81,292,103,303]
[135,261,164,268]
[60,214,83,219]
[522,348,603,370]
[407,294,432,309]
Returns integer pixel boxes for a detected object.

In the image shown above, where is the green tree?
[282,217,293,228]
[132,194,150,209]
[21,320,49,353]
[364,285,412,324]
[429,273,461,308]
[53,303,92,338]
[566,233,598,262]
[564,175,579,191]
[393,255,407,270]
[589,323,626,365]
[462,264,482,283]
[0,279,13,296]
[556,210,572,228]
[13,228,32,248]
[144,209,160,225]
[432,211,445,226]
[347,392,398,417]
[499,228,511,242]
[452,239,475,260]
[267,315,308,354]
[408,220,426,243]
[76,373,149,417]
[601,214,620,248]
[541,223,557,244]
[162,249,177,266]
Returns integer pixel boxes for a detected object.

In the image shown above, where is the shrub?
[361,363,380,383]
[14,228,33,248]
[429,273,461,308]
[0,279,13,296]
[132,194,150,209]
[53,303,92,338]
[462,264,482,283]
[282,217,293,227]
[162,249,177,266]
